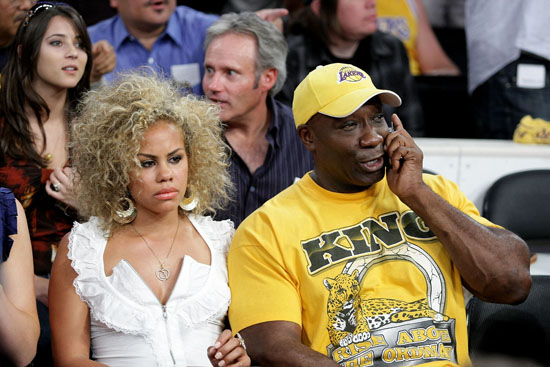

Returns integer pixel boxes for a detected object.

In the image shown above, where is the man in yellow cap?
[227,63,531,367]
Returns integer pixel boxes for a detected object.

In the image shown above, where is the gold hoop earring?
[179,192,198,211]
[113,197,137,224]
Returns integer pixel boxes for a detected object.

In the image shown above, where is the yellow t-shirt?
[228,173,494,366]
[377,0,420,75]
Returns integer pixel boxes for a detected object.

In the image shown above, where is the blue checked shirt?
[88,6,218,95]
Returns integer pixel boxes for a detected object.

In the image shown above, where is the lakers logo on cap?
[337,66,366,84]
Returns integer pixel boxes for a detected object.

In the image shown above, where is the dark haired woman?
[0,2,93,364]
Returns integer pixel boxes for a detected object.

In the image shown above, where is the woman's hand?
[46,167,79,210]
[207,329,250,367]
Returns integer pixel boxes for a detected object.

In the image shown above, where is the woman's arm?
[414,0,460,75]
[0,200,40,366]
[49,233,106,367]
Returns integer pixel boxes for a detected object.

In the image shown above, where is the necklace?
[131,219,180,281]
[36,118,68,166]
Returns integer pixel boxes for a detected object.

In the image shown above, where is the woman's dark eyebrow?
[137,148,185,158]
[45,33,67,39]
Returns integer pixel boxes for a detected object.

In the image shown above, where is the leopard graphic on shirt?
[322,242,458,366]
[324,269,449,348]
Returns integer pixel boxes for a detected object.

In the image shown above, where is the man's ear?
[109,0,119,9]
[298,124,316,153]
[260,67,277,92]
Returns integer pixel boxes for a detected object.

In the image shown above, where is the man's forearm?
[401,184,531,303]
[240,321,340,367]
[252,341,340,367]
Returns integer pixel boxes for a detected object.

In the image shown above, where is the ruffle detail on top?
[171,214,233,327]
[68,215,234,360]
[0,188,17,262]
[190,214,234,254]
[68,217,157,337]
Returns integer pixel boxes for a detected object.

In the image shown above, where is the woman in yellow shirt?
[377,0,459,75]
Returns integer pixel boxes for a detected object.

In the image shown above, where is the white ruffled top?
[68,214,234,367]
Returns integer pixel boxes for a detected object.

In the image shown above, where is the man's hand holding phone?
[384,114,425,201]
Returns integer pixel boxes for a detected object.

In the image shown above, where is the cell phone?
[384,121,392,169]
[385,121,398,169]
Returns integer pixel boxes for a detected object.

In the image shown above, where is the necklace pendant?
[156,265,170,281]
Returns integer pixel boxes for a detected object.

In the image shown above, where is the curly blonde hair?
[70,71,232,232]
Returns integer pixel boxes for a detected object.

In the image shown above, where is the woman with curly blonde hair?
[49,71,250,367]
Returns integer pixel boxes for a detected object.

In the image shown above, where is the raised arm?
[239,321,339,367]
[49,233,107,367]
[385,114,531,304]
[0,200,39,366]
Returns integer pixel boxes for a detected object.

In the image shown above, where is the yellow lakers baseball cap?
[292,63,402,127]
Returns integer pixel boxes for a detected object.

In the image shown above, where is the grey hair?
[204,12,288,96]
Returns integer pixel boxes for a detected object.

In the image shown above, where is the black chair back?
[467,275,550,366]
[482,169,550,253]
